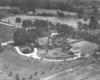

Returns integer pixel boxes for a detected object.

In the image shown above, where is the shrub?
[34,72,37,76]
[29,75,33,79]
[15,73,20,80]
[41,71,45,75]
[8,72,13,76]
[22,48,31,54]
[16,17,21,24]
[22,77,26,80]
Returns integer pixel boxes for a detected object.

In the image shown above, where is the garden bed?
[19,45,34,54]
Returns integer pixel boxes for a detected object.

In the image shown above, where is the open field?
[0,44,87,80]
[0,44,96,80]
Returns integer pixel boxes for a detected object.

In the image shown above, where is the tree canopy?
[22,20,33,28]
[13,28,37,45]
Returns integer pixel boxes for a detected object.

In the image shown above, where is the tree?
[77,22,89,31]
[9,0,19,7]
[13,9,20,15]
[25,0,36,10]
[89,16,98,30]
[41,71,45,75]
[26,28,37,44]
[22,77,26,80]
[13,28,26,45]
[34,72,37,76]
[56,24,74,37]
[8,72,13,76]
[9,0,19,14]
[57,11,64,17]
[15,17,21,25]
[82,23,89,31]
[29,75,33,79]
[91,1,98,15]
[13,28,37,45]
[77,21,83,31]
[88,3,98,30]
[56,24,73,52]
[15,73,20,80]
[22,20,33,28]
[66,2,75,12]
[45,1,51,9]
[33,19,48,29]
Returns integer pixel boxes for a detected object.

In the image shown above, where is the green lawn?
[0,44,97,80]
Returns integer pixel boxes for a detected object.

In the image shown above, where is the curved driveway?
[1,40,81,62]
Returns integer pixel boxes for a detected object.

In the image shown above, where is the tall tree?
[89,16,98,30]
[56,24,73,52]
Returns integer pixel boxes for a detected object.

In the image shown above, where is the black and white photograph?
[0,0,100,80]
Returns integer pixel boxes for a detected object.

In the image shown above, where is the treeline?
[0,0,84,12]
